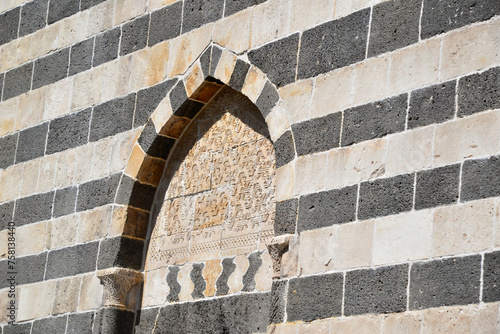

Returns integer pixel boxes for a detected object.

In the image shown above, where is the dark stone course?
[297,185,357,232]
[148,1,182,46]
[116,174,157,211]
[224,0,266,17]
[461,155,500,202]
[269,280,287,324]
[287,273,343,322]
[274,130,295,168]
[67,311,95,334]
[182,0,224,33]
[16,122,49,163]
[166,266,181,302]
[3,62,33,100]
[209,46,223,77]
[96,308,135,334]
[421,0,500,39]
[191,263,206,299]
[120,14,150,56]
[415,164,460,210]
[89,94,136,142]
[14,191,54,226]
[175,99,205,119]
[48,0,79,24]
[242,251,263,292]
[228,59,251,92]
[93,28,121,67]
[274,198,298,235]
[33,48,70,89]
[341,93,407,146]
[358,173,414,220]
[408,80,456,129]
[248,33,299,87]
[20,0,48,37]
[0,201,14,231]
[199,46,211,77]
[169,80,188,111]
[135,79,177,127]
[155,303,187,333]
[368,0,421,57]
[458,66,500,117]
[76,173,121,211]
[3,322,32,334]
[69,38,94,76]
[255,81,279,118]
[97,236,144,270]
[47,107,91,154]
[53,186,78,218]
[298,9,369,80]
[483,251,500,303]
[292,112,342,156]
[0,7,20,46]
[0,133,18,169]
[344,264,408,316]
[135,308,159,334]
[80,0,108,10]
[46,242,99,279]
[32,315,67,334]
[137,120,176,160]
[16,252,47,286]
[216,257,236,296]
[410,255,481,309]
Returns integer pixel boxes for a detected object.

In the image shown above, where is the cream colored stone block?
[353,55,390,106]
[331,314,382,333]
[250,0,291,48]
[281,235,300,278]
[333,0,352,19]
[203,259,223,297]
[271,323,298,334]
[130,42,170,91]
[178,263,194,301]
[142,267,170,307]
[100,57,133,102]
[0,164,23,202]
[433,110,500,166]
[18,280,57,321]
[351,0,374,11]
[29,23,60,60]
[298,319,330,334]
[334,220,373,270]
[184,61,205,97]
[266,102,290,142]
[17,86,46,131]
[213,50,237,85]
[44,77,73,121]
[1,0,27,14]
[298,225,337,275]
[87,0,114,37]
[228,254,249,294]
[0,230,8,259]
[55,149,77,188]
[72,69,102,111]
[382,312,422,334]
[278,79,313,125]
[0,37,31,72]
[433,199,494,257]
[255,251,273,291]
[0,96,18,136]
[294,152,327,196]
[79,273,105,311]
[0,289,10,324]
[494,199,500,248]
[74,143,94,184]
[20,158,40,197]
[441,17,500,81]
[78,205,112,243]
[148,0,179,10]
[90,137,113,179]
[311,66,354,118]
[386,127,433,176]
[151,96,174,132]
[289,0,334,32]
[388,38,441,95]
[124,144,146,179]
[16,222,46,257]
[114,0,147,25]
[58,11,90,49]
[241,66,267,103]
[47,214,80,250]
[275,162,295,201]
[52,276,82,315]
[110,129,141,174]
[37,154,58,193]
[372,210,433,266]
[213,8,252,53]
[326,138,386,190]
[168,24,213,77]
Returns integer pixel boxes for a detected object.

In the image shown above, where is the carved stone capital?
[266,235,293,279]
[97,268,144,309]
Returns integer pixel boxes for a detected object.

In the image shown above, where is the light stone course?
[275,162,295,201]
[142,267,170,307]
[228,254,248,294]
[131,42,171,91]
[59,11,91,52]
[298,225,337,275]
[16,221,46,257]
[310,66,354,118]
[0,230,7,259]
[0,163,23,202]
[255,251,273,291]
[0,289,9,324]
[77,205,112,243]
[0,96,17,136]
[278,79,314,126]
[29,23,61,62]
[17,86,46,131]
[382,312,422,334]
[72,69,102,111]
[330,315,382,333]
[184,60,204,97]
[152,96,174,133]
[55,149,77,188]
[78,273,105,311]
[352,54,390,107]
[266,101,290,142]
[37,153,58,193]
[20,158,40,197]
[241,66,267,103]
[114,0,147,25]
[17,280,57,321]
[213,50,237,85]
[47,214,80,250]
[90,137,113,180]
[294,152,327,196]
[52,276,82,315]
[281,235,299,278]
[74,143,95,185]
[44,77,73,121]
[271,323,298,334]
[213,8,252,54]
[87,0,115,37]
[334,220,373,270]
[0,37,31,73]
[495,199,500,248]
[148,0,179,11]
[289,0,334,33]
[110,129,141,175]
[297,319,331,334]
[250,0,291,48]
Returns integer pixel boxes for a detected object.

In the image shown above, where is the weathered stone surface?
[120,14,150,56]
[15,191,54,226]
[52,276,81,315]
[335,220,374,270]
[19,0,48,37]
[344,264,408,315]
[46,242,99,279]
[0,7,20,46]
[69,38,94,76]
[97,307,135,334]
[415,164,460,209]
[298,225,336,275]
[16,221,46,256]
[0,132,17,169]
[47,108,91,154]
[16,252,47,286]
[33,48,70,89]
[90,94,136,141]
[462,155,500,202]
[3,62,33,101]
[148,2,182,46]
[182,0,224,33]
[67,311,95,334]
[293,112,341,156]
[458,66,500,117]
[410,255,481,309]
[48,0,79,24]
[93,27,121,67]
[77,173,121,211]
[16,122,48,163]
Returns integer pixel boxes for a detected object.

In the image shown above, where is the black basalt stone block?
[3,62,33,100]
[287,273,343,322]
[135,79,177,127]
[33,48,70,89]
[137,120,176,160]
[47,108,91,154]
[3,322,32,334]
[0,133,18,169]
[483,251,500,303]
[255,81,279,118]
[182,0,224,33]
[97,307,135,334]
[155,303,187,333]
[89,94,136,142]
[0,201,14,231]
[224,0,266,17]
[69,38,94,76]
[48,0,79,24]
[16,122,49,163]
[46,242,99,279]
[269,280,287,324]
[53,186,78,218]
[274,198,298,235]
[228,59,251,92]
[16,252,47,285]
[93,28,121,67]
[0,7,20,46]
[32,315,67,334]
[273,130,295,168]
[14,191,54,226]
[67,311,95,334]
[458,66,500,117]
[415,164,460,209]
[135,308,159,334]
[292,112,342,156]
[76,173,121,211]
[410,255,481,309]
[120,14,150,56]
[97,236,144,270]
[242,251,263,292]
[20,0,48,37]
[148,2,182,47]
[461,155,500,202]
[344,264,408,315]
[216,258,236,296]
[80,0,108,11]
[116,174,157,211]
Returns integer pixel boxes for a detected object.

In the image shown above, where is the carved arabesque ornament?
[97,268,144,309]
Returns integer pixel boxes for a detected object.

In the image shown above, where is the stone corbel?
[97,268,144,310]
[266,234,294,279]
